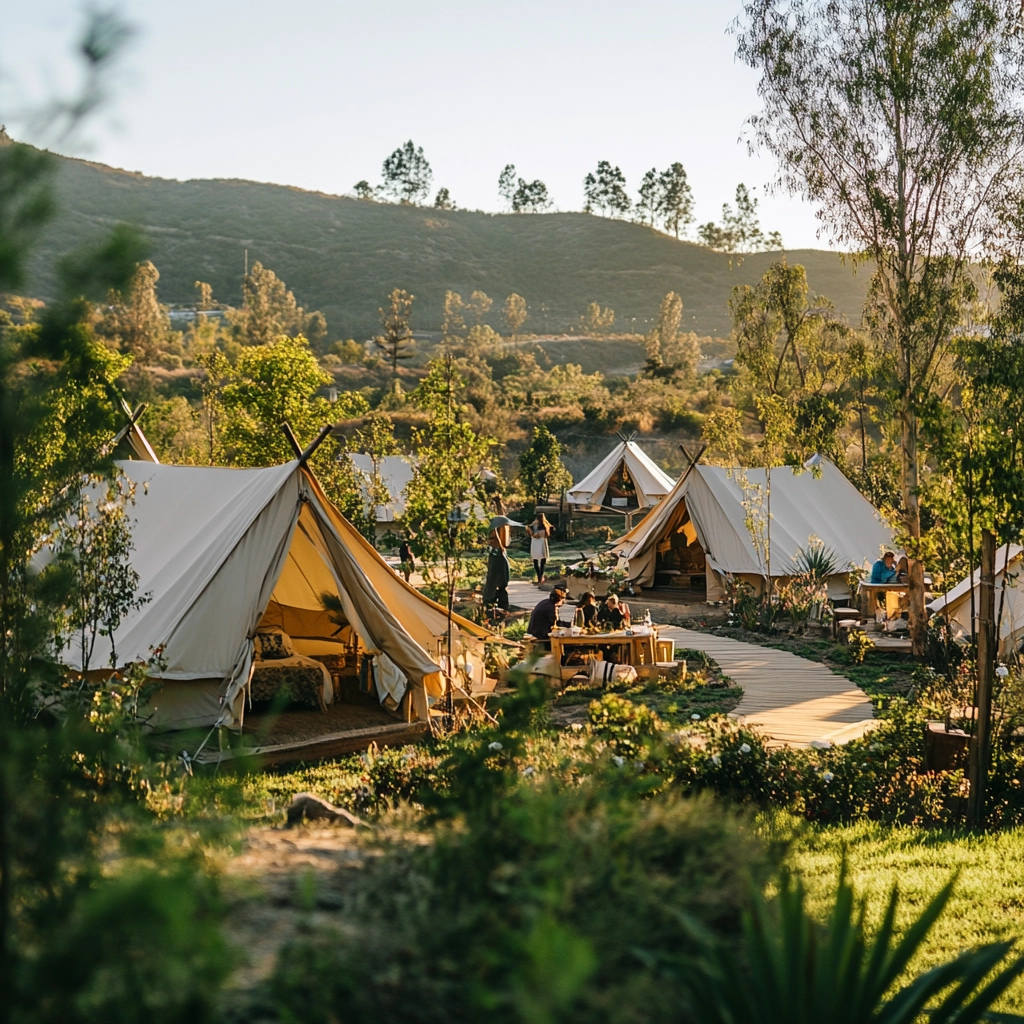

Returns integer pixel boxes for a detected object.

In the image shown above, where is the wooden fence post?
[968,529,996,826]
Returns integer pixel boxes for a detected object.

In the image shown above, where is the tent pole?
[281,422,334,465]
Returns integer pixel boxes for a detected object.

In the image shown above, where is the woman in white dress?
[529,512,552,584]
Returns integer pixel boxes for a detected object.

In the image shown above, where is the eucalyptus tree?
[736,0,1024,654]
[657,162,695,238]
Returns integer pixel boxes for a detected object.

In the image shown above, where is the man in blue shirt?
[870,551,898,584]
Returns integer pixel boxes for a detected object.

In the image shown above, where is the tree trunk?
[901,398,927,657]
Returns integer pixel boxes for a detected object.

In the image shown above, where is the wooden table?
[858,582,910,631]
[549,629,658,681]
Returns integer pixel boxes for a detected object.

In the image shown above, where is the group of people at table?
[526,587,630,647]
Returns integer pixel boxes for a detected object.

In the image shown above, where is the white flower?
[691,713,701,721]
[710,755,721,767]
[997,664,1010,678]
[521,765,536,777]
[739,743,752,754]
[570,723,583,732]
[612,755,625,767]
[822,771,834,783]
[488,741,503,751]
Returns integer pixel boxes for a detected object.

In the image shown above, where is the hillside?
[25,150,872,339]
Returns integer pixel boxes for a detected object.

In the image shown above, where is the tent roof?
[74,460,488,698]
[349,454,415,522]
[611,458,893,582]
[929,544,1024,615]
[567,440,674,509]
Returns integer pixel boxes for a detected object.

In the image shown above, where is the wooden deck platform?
[193,702,426,767]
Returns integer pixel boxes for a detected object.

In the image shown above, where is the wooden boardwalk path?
[656,626,875,748]
[506,583,875,748]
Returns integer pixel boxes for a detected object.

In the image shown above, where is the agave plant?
[792,538,842,582]
[688,864,1024,1024]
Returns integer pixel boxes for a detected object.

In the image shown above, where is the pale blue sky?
[1,1,830,249]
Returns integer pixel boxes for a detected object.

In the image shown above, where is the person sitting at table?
[575,592,597,627]
[870,551,898,584]
[597,593,628,630]
[527,584,567,649]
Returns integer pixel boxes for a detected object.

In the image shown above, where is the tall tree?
[374,287,416,375]
[636,168,660,227]
[657,162,694,238]
[227,261,325,348]
[512,178,551,213]
[503,293,527,338]
[380,140,432,205]
[737,0,1024,653]
[583,161,631,217]
[434,187,455,210]
[98,260,169,362]
[498,164,518,210]
[698,184,780,257]
[519,425,572,504]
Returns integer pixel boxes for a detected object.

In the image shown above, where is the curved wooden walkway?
[507,583,875,748]
[656,626,875,748]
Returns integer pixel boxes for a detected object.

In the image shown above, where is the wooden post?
[968,529,996,826]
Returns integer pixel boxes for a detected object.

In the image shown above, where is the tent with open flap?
[608,456,893,600]
[67,458,492,737]
[567,439,674,510]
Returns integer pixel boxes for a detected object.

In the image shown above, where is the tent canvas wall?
[609,458,893,600]
[349,453,415,523]
[71,459,490,732]
[567,440,674,510]
[929,544,1024,656]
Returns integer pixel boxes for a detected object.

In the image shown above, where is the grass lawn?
[784,819,1024,1015]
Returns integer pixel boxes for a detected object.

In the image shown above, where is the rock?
[285,792,364,828]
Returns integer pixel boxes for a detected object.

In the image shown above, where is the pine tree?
[374,288,416,375]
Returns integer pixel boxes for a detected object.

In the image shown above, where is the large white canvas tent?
[609,457,893,600]
[567,439,675,510]
[929,544,1024,656]
[70,459,490,733]
[349,453,415,524]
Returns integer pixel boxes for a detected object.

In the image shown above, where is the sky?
[0,1,831,250]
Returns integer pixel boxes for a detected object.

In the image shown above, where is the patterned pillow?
[254,627,294,661]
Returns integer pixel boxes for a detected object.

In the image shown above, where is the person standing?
[398,537,415,583]
[529,512,553,584]
[483,515,521,611]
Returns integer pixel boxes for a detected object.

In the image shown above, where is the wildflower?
[822,771,834,783]
[521,765,536,777]
[570,723,583,732]
[691,713,701,721]
[612,755,625,767]
[997,664,1010,679]
[488,741,503,752]
[739,743,752,754]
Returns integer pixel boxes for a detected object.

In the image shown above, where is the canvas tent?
[609,457,894,600]
[349,453,415,524]
[567,439,675,510]
[68,458,491,732]
[929,544,1024,656]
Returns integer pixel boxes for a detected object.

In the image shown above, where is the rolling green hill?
[25,150,872,340]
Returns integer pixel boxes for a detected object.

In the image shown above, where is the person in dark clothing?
[398,538,415,583]
[483,516,522,611]
[575,592,597,627]
[527,586,567,648]
[597,593,628,630]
